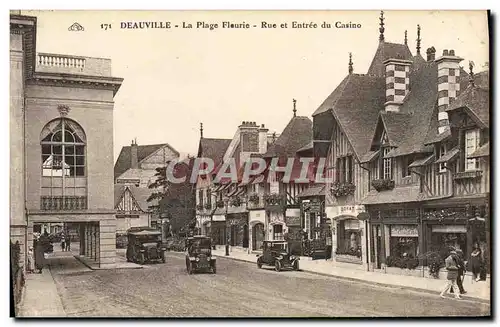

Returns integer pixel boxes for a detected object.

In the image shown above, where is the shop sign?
[344,219,360,230]
[303,201,322,213]
[285,216,301,226]
[212,215,225,222]
[432,225,467,233]
[390,225,418,237]
[269,212,284,224]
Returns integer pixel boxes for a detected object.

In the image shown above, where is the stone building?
[10,13,123,268]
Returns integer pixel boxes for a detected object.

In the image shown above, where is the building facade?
[10,13,124,268]
[312,12,489,275]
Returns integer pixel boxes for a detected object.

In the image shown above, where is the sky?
[21,10,489,162]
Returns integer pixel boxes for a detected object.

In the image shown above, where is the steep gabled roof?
[330,74,386,158]
[370,111,412,148]
[385,62,439,157]
[447,85,489,127]
[114,184,154,212]
[367,42,414,77]
[197,138,231,170]
[312,76,350,116]
[265,116,312,158]
[114,143,179,180]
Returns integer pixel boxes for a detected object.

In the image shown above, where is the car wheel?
[274,260,281,272]
[257,259,262,269]
[293,261,300,271]
[138,253,145,265]
[187,262,193,275]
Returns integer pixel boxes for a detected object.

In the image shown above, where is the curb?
[214,254,490,305]
[73,255,143,270]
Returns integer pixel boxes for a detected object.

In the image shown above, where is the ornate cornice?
[28,73,123,95]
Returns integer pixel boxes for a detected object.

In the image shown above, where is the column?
[373,225,379,269]
[331,220,338,261]
[384,225,391,258]
[99,219,116,269]
[360,220,367,269]
[380,224,386,266]
[80,224,85,255]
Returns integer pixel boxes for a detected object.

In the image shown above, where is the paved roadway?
[49,252,490,317]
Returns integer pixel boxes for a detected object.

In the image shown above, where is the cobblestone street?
[46,252,490,317]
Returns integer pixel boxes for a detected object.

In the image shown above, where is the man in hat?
[450,248,467,295]
[440,247,462,299]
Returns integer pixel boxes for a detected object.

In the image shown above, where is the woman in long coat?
[34,238,45,273]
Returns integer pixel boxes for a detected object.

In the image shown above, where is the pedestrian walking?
[470,243,482,282]
[440,249,461,299]
[450,249,466,295]
[66,236,71,252]
[61,234,66,252]
[34,238,45,273]
[27,247,35,273]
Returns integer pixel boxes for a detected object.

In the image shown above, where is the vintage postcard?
[10,9,490,318]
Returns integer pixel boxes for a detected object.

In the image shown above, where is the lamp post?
[225,197,230,256]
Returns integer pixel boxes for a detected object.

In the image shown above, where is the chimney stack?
[384,58,412,112]
[435,49,463,134]
[131,139,139,169]
[426,47,436,61]
[258,124,269,154]
[239,121,259,153]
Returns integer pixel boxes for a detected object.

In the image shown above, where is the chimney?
[239,121,259,153]
[384,58,412,112]
[130,139,139,169]
[258,124,269,154]
[426,47,436,61]
[435,49,463,134]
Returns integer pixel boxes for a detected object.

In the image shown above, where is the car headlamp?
[196,257,200,262]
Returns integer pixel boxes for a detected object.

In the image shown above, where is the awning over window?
[360,150,380,164]
[408,154,435,168]
[468,142,489,158]
[435,147,460,164]
[297,185,325,198]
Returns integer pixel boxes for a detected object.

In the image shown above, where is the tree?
[147,159,196,235]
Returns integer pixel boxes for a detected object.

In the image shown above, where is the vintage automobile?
[185,236,216,274]
[257,240,300,272]
[126,230,166,265]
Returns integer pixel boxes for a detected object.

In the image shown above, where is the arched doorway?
[252,223,264,250]
[243,225,249,248]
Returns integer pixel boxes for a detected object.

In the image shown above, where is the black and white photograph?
[8,8,491,318]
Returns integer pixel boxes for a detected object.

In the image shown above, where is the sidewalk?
[212,248,490,303]
[17,268,66,317]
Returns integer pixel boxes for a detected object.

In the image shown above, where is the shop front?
[226,213,249,248]
[367,206,420,270]
[327,204,367,266]
[285,208,302,255]
[268,211,286,241]
[249,210,265,252]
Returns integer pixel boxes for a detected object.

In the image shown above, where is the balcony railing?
[36,53,112,77]
[247,194,264,209]
[40,196,87,211]
[453,170,483,180]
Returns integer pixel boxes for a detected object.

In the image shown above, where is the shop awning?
[361,186,422,205]
[297,185,325,198]
[360,150,380,164]
[408,154,435,168]
[435,147,460,164]
[469,142,489,158]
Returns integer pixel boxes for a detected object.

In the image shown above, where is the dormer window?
[438,144,447,173]
[465,129,480,171]
[382,147,393,180]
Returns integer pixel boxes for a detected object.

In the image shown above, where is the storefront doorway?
[252,223,264,250]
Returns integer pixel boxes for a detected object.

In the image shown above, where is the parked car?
[126,230,166,265]
[257,240,300,272]
[116,233,128,249]
[185,236,216,274]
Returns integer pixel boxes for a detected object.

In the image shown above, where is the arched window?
[40,118,87,210]
[41,118,86,177]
